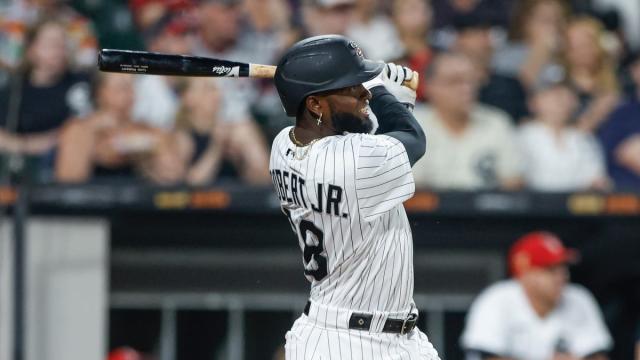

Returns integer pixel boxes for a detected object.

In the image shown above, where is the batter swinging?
[269,35,440,359]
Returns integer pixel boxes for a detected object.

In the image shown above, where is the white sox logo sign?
[212,65,240,77]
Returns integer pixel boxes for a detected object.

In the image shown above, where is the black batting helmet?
[274,35,384,117]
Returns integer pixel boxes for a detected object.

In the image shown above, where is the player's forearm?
[576,94,619,132]
[370,86,426,166]
[187,143,222,185]
[0,130,21,153]
[19,130,59,155]
[55,123,95,182]
[518,44,554,90]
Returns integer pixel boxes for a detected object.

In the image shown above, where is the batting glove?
[362,63,417,109]
[382,63,417,109]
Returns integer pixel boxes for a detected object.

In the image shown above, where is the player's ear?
[305,95,324,119]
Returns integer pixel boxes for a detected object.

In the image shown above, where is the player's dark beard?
[331,111,373,134]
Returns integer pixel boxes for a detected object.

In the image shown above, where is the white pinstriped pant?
[285,302,441,359]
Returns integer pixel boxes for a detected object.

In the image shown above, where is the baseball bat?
[98,49,419,90]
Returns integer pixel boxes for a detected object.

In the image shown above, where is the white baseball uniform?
[460,279,613,360]
[270,127,439,359]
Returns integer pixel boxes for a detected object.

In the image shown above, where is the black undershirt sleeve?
[369,86,426,167]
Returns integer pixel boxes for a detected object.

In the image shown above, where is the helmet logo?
[349,41,364,58]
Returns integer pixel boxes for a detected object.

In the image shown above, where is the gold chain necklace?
[289,128,319,160]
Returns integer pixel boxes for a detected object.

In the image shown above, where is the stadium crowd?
[2,1,640,360]
[0,0,640,191]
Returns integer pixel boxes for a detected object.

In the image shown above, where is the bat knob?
[402,71,420,91]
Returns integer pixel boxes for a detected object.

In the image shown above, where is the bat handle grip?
[249,64,277,78]
[403,71,420,92]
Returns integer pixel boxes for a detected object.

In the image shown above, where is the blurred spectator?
[69,0,144,50]
[583,8,626,65]
[132,14,195,130]
[346,0,404,61]
[431,0,513,31]
[518,80,608,192]
[452,14,528,122]
[175,75,225,185]
[0,19,91,180]
[55,72,190,184]
[430,0,513,51]
[563,16,619,133]
[578,0,640,53]
[176,77,270,185]
[412,53,522,190]
[242,0,293,47]
[192,0,243,55]
[300,0,356,37]
[493,0,569,91]
[142,11,193,55]
[391,0,434,102]
[0,0,98,72]
[461,231,613,360]
[190,0,282,122]
[129,0,194,32]
[240,0,296,142]
[597,53,640,191]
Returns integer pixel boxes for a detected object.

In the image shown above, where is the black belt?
[303,301,418,335]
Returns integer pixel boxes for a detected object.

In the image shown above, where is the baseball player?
[460,231,612,360]
[269,35,440,359]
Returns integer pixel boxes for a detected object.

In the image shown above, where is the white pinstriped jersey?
[270,126,416,313]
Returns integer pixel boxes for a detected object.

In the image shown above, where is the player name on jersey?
[269,169,348,218]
